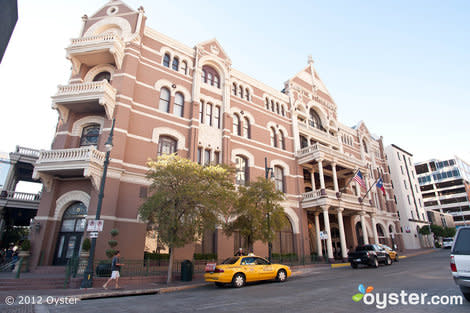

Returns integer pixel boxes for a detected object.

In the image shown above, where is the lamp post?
[81,118,115,289]
[265,157,274,262]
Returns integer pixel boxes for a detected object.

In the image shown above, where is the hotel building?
[29,0,402,268]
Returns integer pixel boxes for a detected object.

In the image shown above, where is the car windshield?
[452,229,470,255]
[221,257,240,264]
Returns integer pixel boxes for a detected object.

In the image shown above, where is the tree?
[223,177,287,253]
[442,227,456,238]
[430,224,444,238]
[139,154,235,283]
[418,226,430,235]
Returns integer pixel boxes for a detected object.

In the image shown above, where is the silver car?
[451,227,470,302]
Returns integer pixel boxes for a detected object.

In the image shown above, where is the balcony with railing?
[296,143,364,169]
[66,33,124,69]
[302,188,373,212]
[52,80,116,122]
[32,146,105,191]
[298,121,339,148]
[0,190,41,210]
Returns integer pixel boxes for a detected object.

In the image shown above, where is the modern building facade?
[415,156,470,227]
[385,144,431,249]
[29,0,403,268]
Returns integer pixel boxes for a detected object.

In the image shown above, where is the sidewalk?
[0,249,436,302]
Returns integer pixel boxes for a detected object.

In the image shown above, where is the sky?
[0,0,469,167]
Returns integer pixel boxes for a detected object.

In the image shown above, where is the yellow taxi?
[204,255,292,288]
[378,244,399,262]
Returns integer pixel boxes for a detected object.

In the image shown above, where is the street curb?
[330,249,436,268]
[74,283,210,300]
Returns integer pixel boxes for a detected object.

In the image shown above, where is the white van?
[442,237,454,249]
[450,227,470,302]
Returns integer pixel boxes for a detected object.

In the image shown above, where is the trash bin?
[181,260,193,281]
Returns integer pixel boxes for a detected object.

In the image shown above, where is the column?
[310,168,316,191]
[332,162,339,192]
[370,213,378,244]
[317,159,325,190]
[360,211,369,244]
[322,205,334,261]
[314,212,322,256]
[337,208,347,260]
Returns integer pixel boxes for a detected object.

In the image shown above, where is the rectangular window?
[404,180,407,189]
[199,101,204,123]
[394,195,397,204]
[407,195,411,205]
[214,151,220,164]
[397,152,401,160]
[204,149,211,166]
[206,103,212,126]
[400,166,404,175]
[139,186,148,199]
[197,147,202,164]
[214,106,221,128]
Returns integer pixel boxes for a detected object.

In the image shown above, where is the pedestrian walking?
[103,250,124,289]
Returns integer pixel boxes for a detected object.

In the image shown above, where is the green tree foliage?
[139,154,235,283]
[418,226,430,235]
[442,227,456,238]
[430,224,444,237]
[223,177,287,252]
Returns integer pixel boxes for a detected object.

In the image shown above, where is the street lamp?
[265,157,274,262]
[81,118,115,289]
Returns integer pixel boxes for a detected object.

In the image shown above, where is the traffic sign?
[89,232,99,239]
[87,220,104,232]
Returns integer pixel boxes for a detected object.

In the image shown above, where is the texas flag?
[376,178,386,196]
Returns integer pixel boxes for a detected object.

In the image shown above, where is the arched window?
[206,103,213,126]
[281,105,285,116]
[181,61,188,75]
[279,130,286,150]
[276,103,280,114]
[300,135,308,148]
[235,155,249,186]
[270,127,278,147]
[172,57,179,71]
[54,202,88,265]
[174,92,184,117]
[158,136,177,156]
[362,139,368,153]
[214,106,221,129]
[239,86,244,98]
[202,65,220,88]
[245,88,250,101]
[233,83,237,96]
[80,124,100,146]
[199,101,204,123]
[273,216,294,255]
[243,117,250,139]
[233,114,241,136]
[163,53,171,67]
[271,100,275,112]
[93,71,111,82]
[202,70,207,82]
[274,166,285,192]
[309,109,322,130]
[265,98,269,110]
[158,87,170,113]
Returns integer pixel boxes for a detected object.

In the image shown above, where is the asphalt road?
[37,249,470,312]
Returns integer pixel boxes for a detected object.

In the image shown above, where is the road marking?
[331,263,350,268]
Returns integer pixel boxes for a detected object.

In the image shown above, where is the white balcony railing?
[15,146,41,158]
[298,122,339,147]
[67,33,124,69]
[0,190,41,202]
[52,80,116,122]
[296,143,364,168]
[36,146,105,165]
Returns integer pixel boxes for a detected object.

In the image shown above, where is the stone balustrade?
[37,146,105,165]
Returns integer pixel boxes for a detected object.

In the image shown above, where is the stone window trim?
[84,64,116,83]
[160,47,191,76]
[83,16,132,41]
[151,127,187,151]
[53,190,91,221]
[71,116,105,137]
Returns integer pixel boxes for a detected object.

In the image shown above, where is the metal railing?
[0,190,41,201]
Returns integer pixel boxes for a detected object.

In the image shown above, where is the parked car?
[204,255,291,288]
[450,226,470,302]
[348,244,392,268]
[442,237,454,249]
[378,244,399,262]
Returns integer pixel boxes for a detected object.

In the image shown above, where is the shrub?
[110,228,119,237]
[144,252,170,260]
[108,240,118,248]
[106,249,117,258]
[82,238,91,252]
[20,239,31,251]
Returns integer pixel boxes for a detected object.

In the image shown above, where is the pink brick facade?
[30,1,403,268]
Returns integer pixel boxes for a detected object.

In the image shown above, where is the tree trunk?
[167,247,174,284]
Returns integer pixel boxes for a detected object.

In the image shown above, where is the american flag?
[354,170,367,189]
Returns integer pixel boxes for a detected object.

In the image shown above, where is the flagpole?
[360,176,380,203]
[340,168,359,193]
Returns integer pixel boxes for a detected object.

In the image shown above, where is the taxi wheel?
[276,269,287,282]
[232,273,245,288]
[385,256,392,266]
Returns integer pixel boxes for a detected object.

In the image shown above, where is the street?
[27,249,467,313]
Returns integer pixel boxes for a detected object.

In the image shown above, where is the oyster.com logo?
[352,284,374,302]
